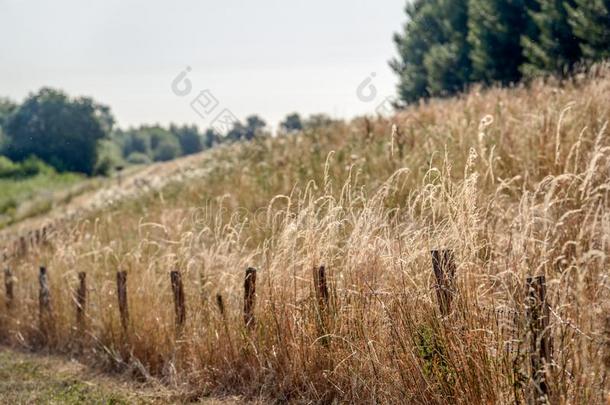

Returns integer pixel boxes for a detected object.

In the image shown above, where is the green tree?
[391,0,471,104]
[280,113,303,133]
[170,124,203,155]
[4,88,113,175]
[566,0,610,61]
[226,115,267,142]
[0,98,18,152]
[521,0,581,77]
[203,128,220,148]
[468,0,536,84]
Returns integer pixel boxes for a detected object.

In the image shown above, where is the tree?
[0,98,18,153]
[0,98,17,129]
[142,126,182,162]
[280,113,303,133]
[203,128,220,148]
[245,115,267,140]
[171,124,203,155]
[226,115,267,142]
[521,0,581,77]
[304,113,335,130]
[4,88,113,175]
[566,0,610,61]
[468,0,537,84]
[390,0,471,104]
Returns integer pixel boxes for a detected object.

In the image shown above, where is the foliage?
[126,152,152,165]
[391,0,471,103]
[3,88,113,175]
[566,0,610,61]
[468,0,537,84]
[392,0,609,103]
[280,112,303,133]
[226,115,267,142]
[521,0,582,77]
[170,124,203,155]
[0,156,54,179]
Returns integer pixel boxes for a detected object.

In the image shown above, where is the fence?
[0,249,552,403]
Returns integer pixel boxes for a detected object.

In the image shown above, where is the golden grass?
[1,68,610,403]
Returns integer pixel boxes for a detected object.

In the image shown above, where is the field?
[1,69,610,403]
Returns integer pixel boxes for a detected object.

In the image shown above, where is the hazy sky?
[0,0,405,131]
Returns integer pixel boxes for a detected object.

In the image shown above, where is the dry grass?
[1,68,610,403]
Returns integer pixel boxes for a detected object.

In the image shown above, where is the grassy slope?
[0,172,88,228]
[2,71,610,403]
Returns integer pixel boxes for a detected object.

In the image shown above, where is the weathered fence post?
[39,266,52,341]
[116,271,129,332]
[4,268,14,310]
[170,271,186,333]
[75,272,87,334]
[244,267,257,328]
[431,250,456,316]
[314,265,330,311]
[216,293,225,316]
[526,275,551,403]
[314,265,331,347]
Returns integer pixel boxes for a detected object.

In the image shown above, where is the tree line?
[391,0,610,104]
[0,88,331,177]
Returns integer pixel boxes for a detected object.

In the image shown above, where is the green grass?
[0,348,135,404]
[0,172,92,228]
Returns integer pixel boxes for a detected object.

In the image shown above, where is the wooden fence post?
[431,250,456,316]
[244,267,257,328]
[4,268,13,310]
[116,271,129,332]
[526,275,551,403]
[216,293,225,316]
[75,272,87,334]
[170,271,186,333]
[38,266,52,340]
[314,265,329,311]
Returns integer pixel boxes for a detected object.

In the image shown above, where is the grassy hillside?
[2,69,610,403]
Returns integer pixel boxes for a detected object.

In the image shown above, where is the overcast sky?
[0,0,405,131]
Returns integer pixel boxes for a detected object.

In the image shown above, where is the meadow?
[1,68,610,403]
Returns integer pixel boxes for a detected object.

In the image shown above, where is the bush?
[126,152,152,165]
[0,156,53,179]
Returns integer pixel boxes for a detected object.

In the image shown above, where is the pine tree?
[521,0,582,77]
[566,0,610,61]
[468,0,536,84]
[390,0,471,104]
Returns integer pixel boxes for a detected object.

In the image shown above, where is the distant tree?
[4,88,113,175]
[0,98,18,153]
[126,152,152,165]
[468,0,536,84]
[0,98,17,129]
[226,121,247,142]
[303,113,335,130]
[566,0,610,61]
[203,128,221,148]
[94,139,124,175]
[226,115,267,142]
[521,0,581,77]
[170,124,203,155]
[245,115,267,140]
[391,0,471,104]
[280,113,303,133]
[142,126,182,161]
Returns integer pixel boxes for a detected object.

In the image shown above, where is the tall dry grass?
[1,68,610,403]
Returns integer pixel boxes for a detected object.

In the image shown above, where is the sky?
[0,0,405,132]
